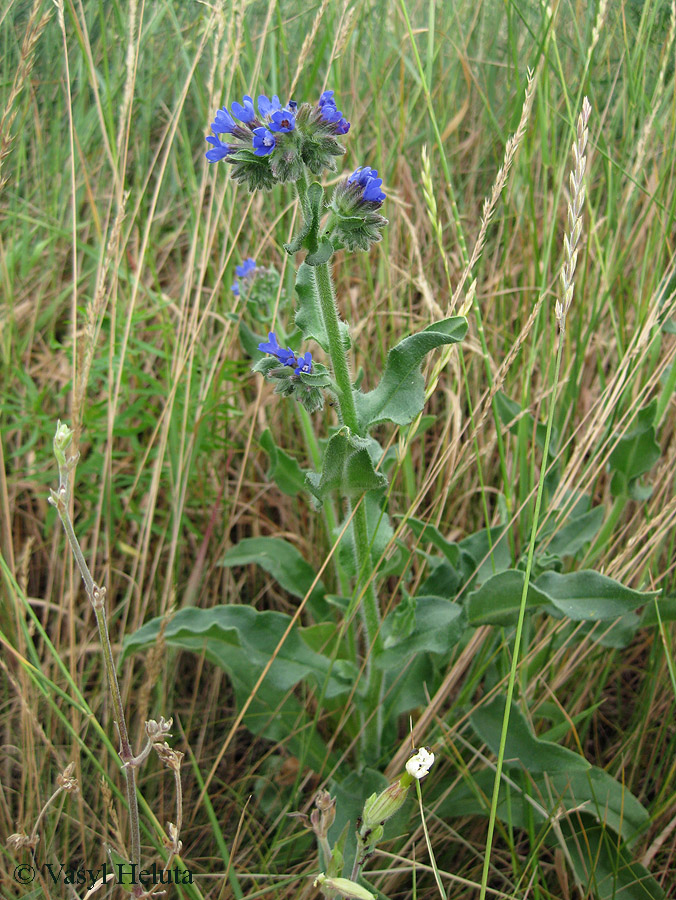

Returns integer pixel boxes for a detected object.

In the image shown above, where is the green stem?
[312,259,384,757]
[478,335,564,900]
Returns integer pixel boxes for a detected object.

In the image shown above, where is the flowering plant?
[203,86,464,888]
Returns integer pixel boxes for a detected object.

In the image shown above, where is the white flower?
[405,746,435,779]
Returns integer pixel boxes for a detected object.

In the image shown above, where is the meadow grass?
[1,0,676,897]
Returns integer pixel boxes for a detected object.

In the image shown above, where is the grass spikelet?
[556,96,591,333]
[0,0,52,191]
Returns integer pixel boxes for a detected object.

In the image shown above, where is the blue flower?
[258,94,282,118]
[235,257,256,278]
[268,108,296,133]
[258,332,296,367]
[294,351,313,375]
[348,166,385,203]
[211,107,237,134]
[252,127,276,156]
[317,89,350,135]
[231,282,240,296]
[231,95,256,123]
[205,134,234,163]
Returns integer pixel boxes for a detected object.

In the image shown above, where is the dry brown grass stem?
[115,0,139,173]
[556,96,591,332]
[330,3,355,64]
[289,0,331,96]
[449,67,536,314]
[72,193,129,442]
[0,0,52,192]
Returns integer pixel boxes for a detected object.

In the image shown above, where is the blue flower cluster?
[206,93,297,162]
[231,256,257,296]
[316,91,350,135]
[258,332,313,376]
[348,166,386,204]
[206,90,350,170]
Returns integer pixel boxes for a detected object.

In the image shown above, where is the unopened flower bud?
[314,873,375,900]
[361,774,412,831]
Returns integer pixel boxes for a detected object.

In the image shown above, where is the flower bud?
[361,774,412,831]
[314,874,375,900]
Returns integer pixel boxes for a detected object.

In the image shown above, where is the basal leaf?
[535,570,657,620]
[470,695,590,774]
[376,596,464,669]
[545,505,605,558]
[466,569,549,626]
[122,606,342,770]
[354,317,468,430]
[259,428,306,496]
[609,400,660,498]
[495,390,558,456]
[221,536,328,619]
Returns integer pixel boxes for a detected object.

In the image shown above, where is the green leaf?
[466,569,549,626]
[405,516,462,567]
[239,320,265,359]
[495,391,558,456]
[376,596,464,669]
[107,849,135,892]
[354,317,468,429]
[535,570,657,620]
[122,606,342,770]
[435,762,649,846]
[259,428,306,496]
[459,525,513,583]
[470,695,591,773]
[561,816,665,900]
[306,238,334,266]
[305,427,388,503]
[545,505,605,558]
[294,262,349,353]
[221,537,328,620]
[609,400,660,498]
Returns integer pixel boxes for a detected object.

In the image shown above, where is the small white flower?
[405,746,435,779]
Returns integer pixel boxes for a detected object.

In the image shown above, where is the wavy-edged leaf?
[354,317,468,430]
[122,606,342,770]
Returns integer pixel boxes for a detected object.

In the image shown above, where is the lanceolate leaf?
[354,317,468,430]
[470,695,590,774]
[259,428,306,496]
[609,400,660,498]
[376,596,464,669]
[466,569,549,626]
[534,570,656,620]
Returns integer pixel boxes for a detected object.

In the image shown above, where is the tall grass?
[1,0,676,897]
